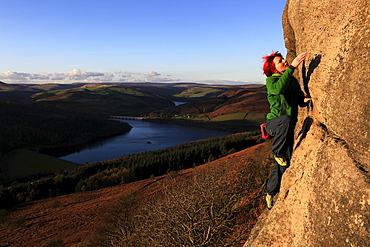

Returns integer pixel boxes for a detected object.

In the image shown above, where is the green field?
[173,87,226,99]
[210,112,265,123]
[0,150,79,181]
[33,87,147,101]
[166,112,265,132]
[171,112,265,124]
[30,86,174,116]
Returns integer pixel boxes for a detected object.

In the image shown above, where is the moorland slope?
[0,81,273,246]
[0,141,272,247]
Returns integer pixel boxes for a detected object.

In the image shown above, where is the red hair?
[262,51,283,77]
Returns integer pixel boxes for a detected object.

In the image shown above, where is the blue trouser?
[265,115,296,196]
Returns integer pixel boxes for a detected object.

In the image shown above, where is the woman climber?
[262,51,311,209]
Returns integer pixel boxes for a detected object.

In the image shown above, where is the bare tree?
[85,146,273,247]
[136,165,250,246]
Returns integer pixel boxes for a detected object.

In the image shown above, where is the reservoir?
[55,119,235,164]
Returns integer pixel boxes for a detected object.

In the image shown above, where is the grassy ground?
[0,150,79,181]
[147,112,266,132]
[210,112,265,122]
[173,87,226,98]
[210,112,266,131]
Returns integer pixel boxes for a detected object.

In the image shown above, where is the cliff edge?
[245,0,370,246]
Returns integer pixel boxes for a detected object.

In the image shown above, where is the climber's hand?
[291,52,307,67]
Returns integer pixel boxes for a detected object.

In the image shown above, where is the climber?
[262,51,311,209]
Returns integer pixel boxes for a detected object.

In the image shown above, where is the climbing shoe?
[274,155,288,166]
[266,195,273,209]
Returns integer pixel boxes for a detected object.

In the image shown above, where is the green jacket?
[266,67,307,119]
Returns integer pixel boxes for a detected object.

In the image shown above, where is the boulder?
[245,0,370,246]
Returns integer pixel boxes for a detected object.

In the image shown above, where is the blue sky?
[0,0,287,84]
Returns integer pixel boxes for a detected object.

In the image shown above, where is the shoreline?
[28,124,133,157]
[143,118,259,133]
[29,117,259,159]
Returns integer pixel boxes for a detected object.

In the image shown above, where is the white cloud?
[145,76,179,83]
[67,69,105,77]
[147,71,161,76]
[51,74,67,80]
[0,71,31,81]
[29,72,51,80]
[198,80,257,85]
[0,69,182,84]
[114,71,132,78]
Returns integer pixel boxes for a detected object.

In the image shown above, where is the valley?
[0,141,273,247]
[0,81,271,246]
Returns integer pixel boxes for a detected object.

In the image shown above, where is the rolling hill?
[29,85,175,116]
[0,81,273,246]
[149,84,269,132]
[0,149,79,182]
[0,141,273,247]
[0,100,132,154]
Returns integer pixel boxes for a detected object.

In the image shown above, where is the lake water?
[57,119,235,164]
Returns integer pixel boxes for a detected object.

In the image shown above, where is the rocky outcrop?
[245,0,370,246]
